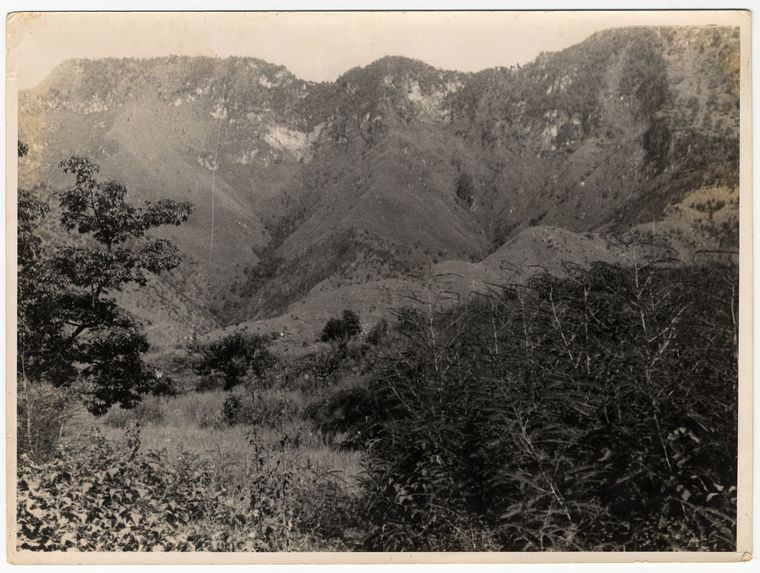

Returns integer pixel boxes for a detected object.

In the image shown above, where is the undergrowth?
[17,262,738,552]
[329,261,738,551]
[17,423,360,551]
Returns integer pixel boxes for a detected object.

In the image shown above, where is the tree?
[17,141,72,460]
[320,309,361,344]
[17,153,193,415]
[189,331,276,390]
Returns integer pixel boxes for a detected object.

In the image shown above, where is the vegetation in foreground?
[349,262,737,551]
[17,258,738,552]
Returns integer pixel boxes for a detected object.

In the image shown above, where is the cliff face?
[18,26,740,345]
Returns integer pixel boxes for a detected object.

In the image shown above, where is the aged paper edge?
[4,8,753,565]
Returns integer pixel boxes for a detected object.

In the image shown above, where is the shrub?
[102,405,136,429]
[103,395,169,428]
[222,386,299,429]
[189,331,277,390]
[305,383,382,449]
[195,370,228,392]
[356,262,738,551]
[320,310,361,344]
[366,318,388,345]
[17,427,252,551]
[455,172,475,206]
[17,424,359,551]
[285,347,347,391]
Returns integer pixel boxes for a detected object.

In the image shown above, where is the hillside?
[18,26,740,349]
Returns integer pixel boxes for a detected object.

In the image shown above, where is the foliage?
[17,152,193,415]
[619,30,670,120]
[102,391,229,430]
[351,262,737,551]
[455,173,476,208]
[320,310,361,344]
[189,331,277,391]
[366,318,389,346]
[17,424,359,551]
[283,347,350,391]
[16,382,73,463]
[221,387,298,429]
[305,383,383,451]
[618,30,672,174]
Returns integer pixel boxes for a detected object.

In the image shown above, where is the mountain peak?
[337,55,460,87]
[18,25,740,341]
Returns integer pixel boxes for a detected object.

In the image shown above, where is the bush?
[305,383,381,449]
[17,425,358,551]
[455,172,476,208]
[285,347,347,391]
[195,370,228,392]
[366,318,388,345]
[355,262,738,551]
[17,427,251,551]
[102,406,136,429]
[320,310,361,344]
[222,387,299,429]
[189,331,277,390]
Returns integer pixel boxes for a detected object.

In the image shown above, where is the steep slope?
[18,56,321,329]
[227,57,492,320]
[233,27,738,324]
[18,26,740,349]
[444,27,739,241]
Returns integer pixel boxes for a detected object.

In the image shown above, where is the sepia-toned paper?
[5,9,753,566]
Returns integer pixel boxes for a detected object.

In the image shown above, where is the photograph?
[6,10,752,564]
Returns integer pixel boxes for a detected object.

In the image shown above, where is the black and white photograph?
[6,10,752,564]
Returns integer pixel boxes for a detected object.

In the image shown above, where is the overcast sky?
[7,11,743,90]
[8,12,618,90]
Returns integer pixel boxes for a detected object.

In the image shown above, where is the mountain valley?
[18,25,741,352]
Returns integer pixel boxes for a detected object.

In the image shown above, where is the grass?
[24,382,368,551]
[94,388,364,493]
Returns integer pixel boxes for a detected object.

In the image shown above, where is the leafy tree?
[190,331,276,390]
[18,153,193,415]
[320,310,361,344]
[320,319,342,343]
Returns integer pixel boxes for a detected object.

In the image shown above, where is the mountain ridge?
[18,25,740,351]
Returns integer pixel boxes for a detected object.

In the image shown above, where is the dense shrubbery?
[16,382,73,463]
[320,310,361,344]
[366,318,389,346]
[222,387,300,429]
[189,331,277,391]
[17,424,358,551]
[323,262,739,551]
[17,261,738,552]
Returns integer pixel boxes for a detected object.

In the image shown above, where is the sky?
[2,11,678,90]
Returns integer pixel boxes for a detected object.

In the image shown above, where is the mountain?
[18,26,740,351]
